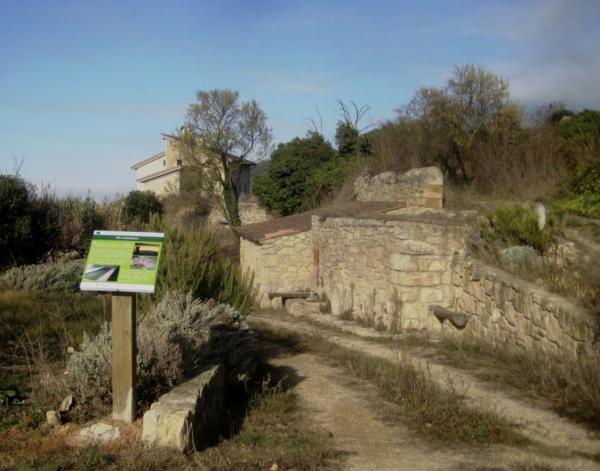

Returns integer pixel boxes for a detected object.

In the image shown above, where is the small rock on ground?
[78,423,120,444]
[46,410,61,426]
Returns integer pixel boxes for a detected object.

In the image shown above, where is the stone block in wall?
[394,240,436,255]
[271,296,283,309]
[391,271,441,287]
[417,256,446,272]
[389,254,418,271]
[142,364,225,453]
[420,287,446,303]
[352,167,443,208]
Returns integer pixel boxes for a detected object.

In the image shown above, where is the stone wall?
[240,231,313,308]
[450,261,597,357]
[142,364,225,453]
[239,202,272,225]
[353,167,444,209]
[314,214,474,330]
[207,202,272,226]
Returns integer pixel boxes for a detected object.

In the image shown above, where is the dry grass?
[254,326,526,447]
[431,336,600,431]
[194,380,340,470]
[0,291,106,428]
[0,379,340,471]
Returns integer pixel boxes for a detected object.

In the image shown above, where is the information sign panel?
[80,230,164,294]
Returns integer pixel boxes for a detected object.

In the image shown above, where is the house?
[131,133,255,197]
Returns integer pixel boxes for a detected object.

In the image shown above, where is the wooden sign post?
[80,230,164,424]
[111,293,137,422]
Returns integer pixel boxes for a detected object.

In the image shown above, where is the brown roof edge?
[238,201,406,244]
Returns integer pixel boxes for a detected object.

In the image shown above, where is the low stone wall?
[450,262,597,358]
[141,364,225,453]
[314,214,474,330]
[206,202,272,226]
[353,167,443,209]
[239,202,272,225]
[240,231,313,308]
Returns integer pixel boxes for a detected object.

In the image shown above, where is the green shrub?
[0,175,100,267]
[0,259,84,293]
[560,159,600,218]
[483,203,559,253]
[156,228,256,315]
[0,175,33,267]
[122,190,163,225]
[67,292,255,408]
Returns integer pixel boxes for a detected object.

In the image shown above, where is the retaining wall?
[450,261,597,357]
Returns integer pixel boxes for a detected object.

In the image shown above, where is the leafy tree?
[178,89,272,229]
[396,64,521,184]
[253,133,338,215]
[122,190,163,225]
[446,64,510,134]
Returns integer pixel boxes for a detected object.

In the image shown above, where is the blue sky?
[1,0,599,197]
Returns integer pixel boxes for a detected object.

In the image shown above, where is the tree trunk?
[224,182,241,229]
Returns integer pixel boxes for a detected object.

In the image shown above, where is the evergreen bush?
[156,228,256,316]
[122,190,163,225]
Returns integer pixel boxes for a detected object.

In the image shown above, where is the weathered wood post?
[111,292,137,423]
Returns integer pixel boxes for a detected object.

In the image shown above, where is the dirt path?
[252,310,600,470]
[269,351,476,470]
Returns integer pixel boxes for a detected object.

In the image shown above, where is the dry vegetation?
[254,326,526,447]
[430,336,600,431]
[0,380,340,471]
[0,291,107,427]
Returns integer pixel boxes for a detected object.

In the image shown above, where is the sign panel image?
[80,230,164,293]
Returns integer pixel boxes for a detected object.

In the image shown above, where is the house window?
[177,159,182,166]
[163,160,166,166]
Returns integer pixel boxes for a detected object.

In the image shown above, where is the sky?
[1,0,599,198]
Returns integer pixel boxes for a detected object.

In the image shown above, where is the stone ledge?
[141,363,225,453]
